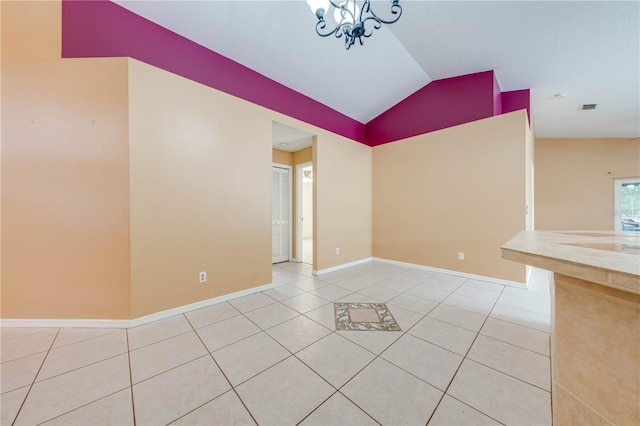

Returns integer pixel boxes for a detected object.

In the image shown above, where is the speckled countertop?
[501,231,640,294]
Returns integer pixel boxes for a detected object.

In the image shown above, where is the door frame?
[296,161,312,264]
[272,163,293,262]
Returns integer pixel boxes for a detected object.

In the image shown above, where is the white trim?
[313,257,373,275]
[129,282,273,328]
[372,257,526,288]
[0,319,130,328]
[1,283,274,329]
[296,161,313,265]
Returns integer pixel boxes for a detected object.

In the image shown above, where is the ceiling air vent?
[580,103,598,110]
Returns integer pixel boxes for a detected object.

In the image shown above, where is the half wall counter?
[501,231,639,426]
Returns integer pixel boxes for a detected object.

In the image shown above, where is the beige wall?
[1,1,131,319]
[128,59,275,317]
[535,138,640,230]
[293,147,312,164]
[316,136,372,271]
[1,0,3,318]
[128,60,372,316]
[272,148,292,166]
[302,181,313,239]
[526,121,535,231]
[373,111,529,283]
[1,1,373,320]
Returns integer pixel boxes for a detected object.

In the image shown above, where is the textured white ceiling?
[115,0,640,139]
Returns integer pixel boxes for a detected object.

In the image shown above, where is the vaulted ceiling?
[114,0,639,139]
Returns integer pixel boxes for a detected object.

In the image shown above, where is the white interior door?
[272,166,291,263]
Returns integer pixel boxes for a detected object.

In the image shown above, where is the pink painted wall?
[61,1,531,147]
[61,0,366,143]
[502,89,531,123]
[365,71,498,146]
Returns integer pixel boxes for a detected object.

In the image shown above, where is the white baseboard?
[372,257,526,288]
[1,257,526,329]
[1,282,274,329]
[313,257,373,275]
[129,282,273,328]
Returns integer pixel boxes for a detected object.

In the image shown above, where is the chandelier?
[306,0,403,50]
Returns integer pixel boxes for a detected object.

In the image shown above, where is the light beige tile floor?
[1,261,552,425]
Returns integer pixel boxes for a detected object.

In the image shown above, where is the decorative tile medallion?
[334,303,401,331]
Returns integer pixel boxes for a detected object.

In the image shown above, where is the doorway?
[272,165,291,263]
[614,177,640,231]
[297,162,313,265]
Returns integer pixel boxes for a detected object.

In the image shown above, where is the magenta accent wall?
[365,71,497,146]
[502,89,531,123]
[60,1,531,147]
[61,0,366,143]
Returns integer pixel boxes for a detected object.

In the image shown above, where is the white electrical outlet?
[336,248,340,255]
[458,252,464,260]
[199,271,207,283]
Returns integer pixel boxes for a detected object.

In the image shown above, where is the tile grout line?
[128,327,194,352]
[462,357,552,394]
[290,328,388,425]
[427,282,553,425]
[475,330,551,358]
[3,263,550,425]
[0,328,57,344]
[129,353,210,387]
[292,262,550,424]
[424,282,505,426]
[183,313,260,426]
[26,351,129,387]
[294,388,382,426]
[482,315,551,338]
[490,312,551,333]
[236,274,400,424]
[377,278,489,425]
[32,388,131,426]
[444,394,508,426]
[11,328,60,426]
[8,333,132,424]
[289,271,442,425]
[47,328,122,351]
[264,265,499,424]
[126,328,137,426]
[276,265,543,424]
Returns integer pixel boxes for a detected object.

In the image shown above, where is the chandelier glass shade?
[306,0,402,50]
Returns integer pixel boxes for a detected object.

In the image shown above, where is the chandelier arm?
[331,0,357,28]
[315,19,348,39]
[315,19,335,37]
[359,0,370,21]
[366,3,403,25]
[359,15,383,36]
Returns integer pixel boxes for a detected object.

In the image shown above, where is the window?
[614,178,640,231]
